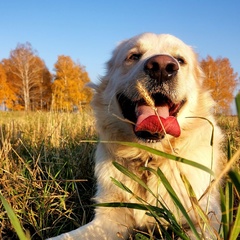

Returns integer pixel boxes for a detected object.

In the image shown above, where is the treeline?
[0,42,239,113]
[201,56,238,114]
[0,42,92,111]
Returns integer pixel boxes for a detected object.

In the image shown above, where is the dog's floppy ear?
[190,50,205,86]
[87,77,110,94]
[195,61,205,86]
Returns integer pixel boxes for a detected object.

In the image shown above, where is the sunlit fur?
[49,33,225,240]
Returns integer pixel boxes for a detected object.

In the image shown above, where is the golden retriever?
[49,33,225,239]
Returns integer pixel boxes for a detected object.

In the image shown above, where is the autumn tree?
[52,55,92,111]
[201,56,239,114]
[30,65,52,111]
[3,42,52,111]
[0,63,16,110]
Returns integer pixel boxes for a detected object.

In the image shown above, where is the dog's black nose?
[144,55,179,82]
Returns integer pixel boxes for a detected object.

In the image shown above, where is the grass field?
[0,109,239,239]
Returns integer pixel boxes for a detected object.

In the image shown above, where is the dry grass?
[0,109,97,239]
[217,115,240,167]
[0,110,239,239]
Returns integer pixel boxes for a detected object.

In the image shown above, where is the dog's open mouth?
[117,93,185,142]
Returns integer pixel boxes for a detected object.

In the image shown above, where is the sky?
[0,0,239,112]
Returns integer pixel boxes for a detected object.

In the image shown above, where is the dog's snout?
[144,55,179,82]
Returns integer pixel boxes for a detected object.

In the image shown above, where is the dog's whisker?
[112,113,136,126]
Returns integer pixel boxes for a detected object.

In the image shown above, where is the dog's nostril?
[151,62,160,71]
[144,55,179,82]
[166,62,179,74]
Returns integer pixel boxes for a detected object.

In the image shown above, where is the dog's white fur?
[49,33,225,239]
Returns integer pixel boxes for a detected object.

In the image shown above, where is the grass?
[102,139,239,239]
[0,106,239,239]
[0,110,97,239]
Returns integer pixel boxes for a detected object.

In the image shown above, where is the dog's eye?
[176,57,186,65]
[127,53,142,61]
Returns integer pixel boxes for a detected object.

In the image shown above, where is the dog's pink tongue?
[135,105,181,137]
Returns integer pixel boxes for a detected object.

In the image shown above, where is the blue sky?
[0,0,239,111]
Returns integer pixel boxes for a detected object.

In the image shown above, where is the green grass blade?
[222,169,240,240]
[109,177,168,220]
[111,177,134,194]
[96,202,189,240]
[228,94,240,239]
[112,161,157,197]
[220,186,228,240]
[227,136,233,160]
[113,141,214,175]
[235,93,240,124]
[110,177,153,206]
[96,202,157,212]
[229,203,240,240]
[96,201,167,224]
[135,233,150,240]
[116,161,199,238]
[225,180,234,229]
[180,174,216,238]
[81,140,214,175]
[228,169,240,191]
[0,193,29,240]
[155,168,201,239]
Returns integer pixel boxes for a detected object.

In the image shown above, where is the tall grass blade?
[110,178,135,195]
[85,140,214,175]
[155,168,201,239]
[235,93,240,124]
[225,137,234,232]
[229,203,240,240]
[226,169,240,240]
[96,202,159,212]
[220,96,240,240]
[180,174,216,238]
[220,186,228,240]
[97,182,168,225]
[0,193,30,240]
[135,233,151,240]
[228,170,240,191]
[228,93,240,239]
[112,161,157,197]
[101,162,190,239]
[96,201,189,239]
[225,177,234,226]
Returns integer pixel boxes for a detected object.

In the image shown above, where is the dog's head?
[91,33,209,144]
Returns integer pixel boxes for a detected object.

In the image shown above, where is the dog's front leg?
[47,207,134,240]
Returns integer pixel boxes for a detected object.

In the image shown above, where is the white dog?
[49,33,225,239]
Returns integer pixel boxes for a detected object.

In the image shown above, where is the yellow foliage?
[201,56,239,114]
[0,64,17,109]
[52,55,92,111]
[2,43,52,111]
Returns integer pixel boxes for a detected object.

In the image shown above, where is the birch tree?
[3,42,52,111]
